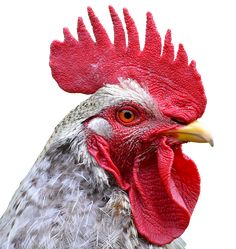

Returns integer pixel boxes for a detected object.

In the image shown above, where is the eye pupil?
[124,111,132,119]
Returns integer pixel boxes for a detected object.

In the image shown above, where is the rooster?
[0,6,213,249]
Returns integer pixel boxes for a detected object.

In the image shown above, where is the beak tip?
[209,139,214,147]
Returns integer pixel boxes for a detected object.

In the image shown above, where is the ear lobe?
[87,117,113,138]
[87,134,129,190]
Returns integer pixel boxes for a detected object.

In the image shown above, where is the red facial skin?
[86,101,200,246]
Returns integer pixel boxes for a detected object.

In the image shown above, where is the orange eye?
[118,109,135,123]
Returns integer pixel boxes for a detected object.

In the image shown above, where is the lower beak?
[165,121,214,147]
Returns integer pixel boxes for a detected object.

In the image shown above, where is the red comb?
[50,6,206,120]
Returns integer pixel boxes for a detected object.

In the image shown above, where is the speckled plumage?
[0,80,186,249]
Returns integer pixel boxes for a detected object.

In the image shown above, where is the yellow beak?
[165,121,214,147]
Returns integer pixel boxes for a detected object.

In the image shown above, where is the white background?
[0,0,235,248]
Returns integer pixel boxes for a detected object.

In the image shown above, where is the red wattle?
[88,135,200,246]
[129,139,200,245]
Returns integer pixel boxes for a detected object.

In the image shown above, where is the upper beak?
[164,121,214,147]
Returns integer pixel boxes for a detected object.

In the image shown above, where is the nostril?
[170,117,188,125]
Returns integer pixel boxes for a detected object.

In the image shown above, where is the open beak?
[165,121,214,147]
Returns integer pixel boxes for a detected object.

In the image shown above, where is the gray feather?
[0,80,186,249]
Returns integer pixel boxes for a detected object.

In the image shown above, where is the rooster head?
[50,6,213,246]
